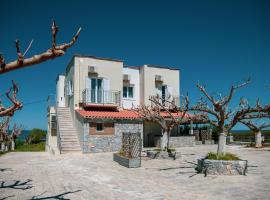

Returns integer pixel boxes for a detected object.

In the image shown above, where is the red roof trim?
[76,109,140,120]
[76,109,192,120]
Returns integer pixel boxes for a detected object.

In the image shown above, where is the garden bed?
[113,153,141,168]
[196,152,247,175]
[197,159,248,175]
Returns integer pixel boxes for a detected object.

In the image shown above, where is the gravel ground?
[0,145,270,200]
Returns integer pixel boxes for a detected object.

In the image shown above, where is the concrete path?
[0,145,270,200]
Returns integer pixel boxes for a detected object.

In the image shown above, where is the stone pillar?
[190,121,193,135]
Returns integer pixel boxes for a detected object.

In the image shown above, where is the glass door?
[91,78,103,103]
[162,85,166,104]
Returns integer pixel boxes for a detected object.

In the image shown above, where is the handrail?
[82,89,121,106]
[56,107,61,153]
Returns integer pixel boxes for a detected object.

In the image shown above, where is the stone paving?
[0,145,270,200]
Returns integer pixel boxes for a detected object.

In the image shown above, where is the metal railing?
[82,89,121,106]
[55,110,61,153]
[150,95,180,108]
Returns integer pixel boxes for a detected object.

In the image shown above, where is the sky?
[1,0,270,130]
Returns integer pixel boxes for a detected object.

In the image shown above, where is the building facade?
[46,54,197,154]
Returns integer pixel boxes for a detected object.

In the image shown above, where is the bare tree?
[240,119,270,148]
[0,116,11,151]
[0,81,22,117]
[0,20,81,74]
[0,20,81,138]
[189,79,270,155]
[0,115,23,151]
[134,95,190,151]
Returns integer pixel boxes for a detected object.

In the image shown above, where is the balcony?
[150,95,180,110]
[82,89,121,108]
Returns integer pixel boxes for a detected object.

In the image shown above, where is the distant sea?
[18,130,31,141]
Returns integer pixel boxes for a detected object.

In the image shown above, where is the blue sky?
[1,0,270,130]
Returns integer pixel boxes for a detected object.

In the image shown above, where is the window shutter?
[103,78,110,91]
[167,85,173,99]
[103,78,110,103]
[85,77,92,102]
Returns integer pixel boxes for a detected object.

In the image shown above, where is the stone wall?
[82,120,143,153]
[154,136,196,148]
[170,136,196,147]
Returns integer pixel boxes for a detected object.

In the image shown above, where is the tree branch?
[0,21,82,74]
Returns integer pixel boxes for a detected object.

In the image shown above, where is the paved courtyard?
[0,145,270,200]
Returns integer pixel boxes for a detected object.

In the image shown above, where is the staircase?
[56,107,81,153]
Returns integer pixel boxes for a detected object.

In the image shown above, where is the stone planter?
[197,159,248,175]
[113,153,141,168]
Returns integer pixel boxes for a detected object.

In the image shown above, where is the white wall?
[122,67,140,109]
[141,65,180,106]
[46,107,60,155]
[56,75,65,107]
[73,56,124,109]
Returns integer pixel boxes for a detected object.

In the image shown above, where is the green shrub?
[15,140,25,147]
[205,152,240,160]
[26,128,46,144]
[118,149,125,156]
[13,142,45,152]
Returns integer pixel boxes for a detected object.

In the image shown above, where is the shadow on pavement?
[30,190,82,200]
[0,168,12,172]
[0,179,33,190]
[0,195,15,200]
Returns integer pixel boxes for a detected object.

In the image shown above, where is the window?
[123,86,134,98]
[96,123,104,132]
[51,115,57,136]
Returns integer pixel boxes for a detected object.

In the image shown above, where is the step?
[58,126,75,129]
[59,130,77,133]
[60,134,78,137]
[61,147,81,151]
[61,139,79,143]
[61,143,81,148]
[60,135,78,138]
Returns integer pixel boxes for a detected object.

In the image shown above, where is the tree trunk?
[161,130,168,151]
[255,131,262,148]
[217,133,227,155]
[11,140,15,151]
[1,143,5,152]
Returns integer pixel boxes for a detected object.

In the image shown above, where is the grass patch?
[205,152,240,160]
[118,149,125,157]
[0,151,8,157]
[13,142,45,152]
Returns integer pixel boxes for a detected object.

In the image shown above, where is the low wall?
[83,121,143,153]
[197,159,248,175]
[154,136,196,148]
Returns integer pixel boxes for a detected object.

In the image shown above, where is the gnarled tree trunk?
[11,140,15,151]
[217,132,227,155]
[161,129,169,151]
[255,131,262,148]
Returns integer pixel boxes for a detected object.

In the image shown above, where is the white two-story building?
[46,54,197,154]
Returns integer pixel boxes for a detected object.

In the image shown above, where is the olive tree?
[188,79,270,155]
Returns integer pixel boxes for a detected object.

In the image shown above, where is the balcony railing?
[150,95,180,109]
[82,89,121,106]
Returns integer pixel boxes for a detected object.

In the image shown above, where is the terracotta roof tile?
[76,109,191,120]
[76,109,140,120]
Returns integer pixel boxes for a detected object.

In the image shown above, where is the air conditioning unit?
[155,75,163,82]
[123,74,130,81]
[88,66,96,73]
